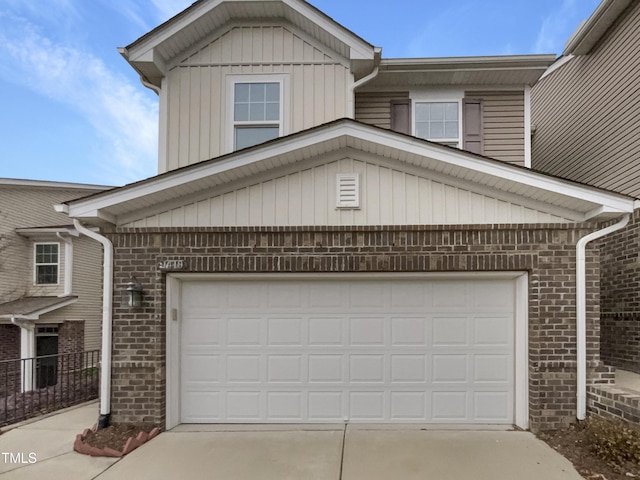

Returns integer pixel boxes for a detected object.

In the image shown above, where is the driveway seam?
[338,423,347,480]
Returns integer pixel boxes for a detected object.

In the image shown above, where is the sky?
[0,0,601,187]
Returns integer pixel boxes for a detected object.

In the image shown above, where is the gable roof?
[61,119,635,226]
[120,0,376,86]
[564,0,634,55]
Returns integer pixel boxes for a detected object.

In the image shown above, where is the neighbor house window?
[34,243,59,285]
[414,101,460,147]
[234,82,281,150]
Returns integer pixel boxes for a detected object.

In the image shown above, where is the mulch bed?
[539,421,640,480]
[83,424,158,452]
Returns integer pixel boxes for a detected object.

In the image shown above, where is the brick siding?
[58,321,85,355]
[106,224,611,431]
[600,209,640,373]
[588,384,640,425]
[0,324,20,361]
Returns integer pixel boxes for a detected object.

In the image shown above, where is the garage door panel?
[179,277,516,424]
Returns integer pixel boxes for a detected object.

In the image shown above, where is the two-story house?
[0,178,108,394]
[58,0,636,431]
[531,0,640,420]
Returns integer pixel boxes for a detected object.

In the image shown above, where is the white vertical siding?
[123,157,570,227]
[164,25,351,172]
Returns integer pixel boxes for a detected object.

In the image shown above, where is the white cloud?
[149,0,193,22]
[0,14,158,185]
[534,0,581,54]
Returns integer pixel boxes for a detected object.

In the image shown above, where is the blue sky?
[0,0,600,187]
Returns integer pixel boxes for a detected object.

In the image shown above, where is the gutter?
[71,219,114,430]
[575,213,630,420]
[348,47,382,118]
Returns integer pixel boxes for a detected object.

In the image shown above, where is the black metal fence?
[0,350,100,427]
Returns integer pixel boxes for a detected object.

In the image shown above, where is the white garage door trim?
[166,272,528,430]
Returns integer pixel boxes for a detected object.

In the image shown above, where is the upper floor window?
[227,74,288,152]
[414,101,460,147]
[234,82,280,150]
[34,243,59,285]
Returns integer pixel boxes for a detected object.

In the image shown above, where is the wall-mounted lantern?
[122,277,143,308]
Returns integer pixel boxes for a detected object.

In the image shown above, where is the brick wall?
[0,324,20,361]
[0,324,20,398]
[588,384,640,425]
[58,321,85,355]
[600,209,640,373]
[106,224,610,431]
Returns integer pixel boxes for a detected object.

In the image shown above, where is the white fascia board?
[281,0,374,60]
[341,124,636,214]
[68,122,635,220]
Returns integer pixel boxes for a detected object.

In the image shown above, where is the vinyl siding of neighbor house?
[354,90,525,165]
[355,92,410,129]
[122,154,571,228]
[0,185,103,351]
[40,237,102,351]
[465,91,525,166]
[164,24,350,172]
[531,1,640,197]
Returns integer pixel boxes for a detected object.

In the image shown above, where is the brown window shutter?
[390,99,411,135]
[463,98,483,155]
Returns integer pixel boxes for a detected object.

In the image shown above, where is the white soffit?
[121,0,375,84]
[65,120,635,224]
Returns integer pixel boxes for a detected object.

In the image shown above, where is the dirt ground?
[83,423,157,452]
[539,421,640,480]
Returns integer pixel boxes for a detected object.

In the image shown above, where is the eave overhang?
[362,55,557,89]
[0,296,78,322]
[564,0,633,55]
[120,0,376,86]
[64,119,635,226]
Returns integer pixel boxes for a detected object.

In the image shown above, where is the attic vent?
[336,174,360,209]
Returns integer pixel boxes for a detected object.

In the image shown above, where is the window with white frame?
[232,81,282,150]
[226,74,288,153]
[414,101,460,147]
[34,243,59,285]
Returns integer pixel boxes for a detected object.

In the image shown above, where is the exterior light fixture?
[122,277,143,308]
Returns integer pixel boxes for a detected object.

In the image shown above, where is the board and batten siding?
[466,91,525,166]
[123,156,570,228]
[532,1,640,197]
[164,25,350,172]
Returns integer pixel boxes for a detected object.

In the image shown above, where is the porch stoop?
[587,370,640,424]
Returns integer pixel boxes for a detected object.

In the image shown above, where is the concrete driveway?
[0,404,583,480]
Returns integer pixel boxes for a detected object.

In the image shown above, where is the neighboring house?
[0,178,108,392]
[532,0,640,378]
[59,0,637,431]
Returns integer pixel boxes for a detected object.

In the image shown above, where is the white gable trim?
[65,121,634,222]
[127,0,374,67]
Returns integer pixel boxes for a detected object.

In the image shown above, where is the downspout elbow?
[575,213,630,420]
[348,47,382,119]
[72,219,114,430]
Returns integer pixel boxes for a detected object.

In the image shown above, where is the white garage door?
[179,277,515,424]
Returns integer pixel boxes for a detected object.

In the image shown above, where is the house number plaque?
[158,259,188,271]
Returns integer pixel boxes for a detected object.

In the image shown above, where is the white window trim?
[410,89,464,148]
[33,242,60,286]
[225,74,289,153]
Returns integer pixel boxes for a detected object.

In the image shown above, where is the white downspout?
[576,213,630,420]
[347,47,382,118]
[56,233,73,296]
[72,219,114,429]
